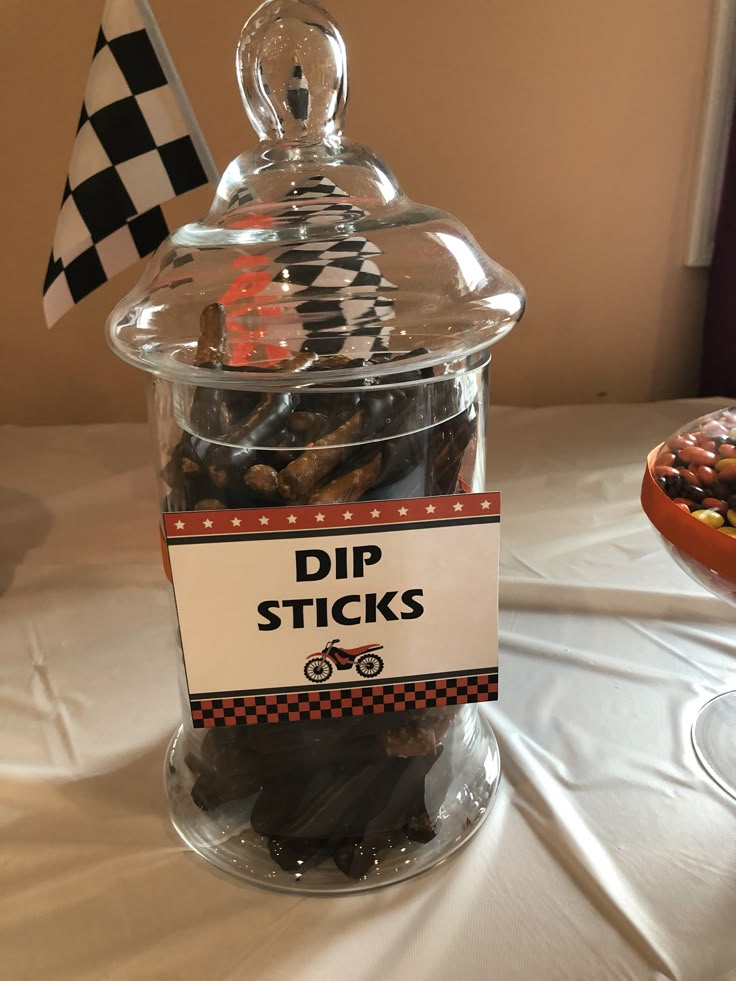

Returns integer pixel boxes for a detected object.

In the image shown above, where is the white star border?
[163,493,500,539]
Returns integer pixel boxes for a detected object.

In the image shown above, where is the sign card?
[163,493,500,726]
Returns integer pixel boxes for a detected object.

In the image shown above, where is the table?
[1,400,735,981]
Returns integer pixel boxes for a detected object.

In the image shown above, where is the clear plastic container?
[107,0,524,891]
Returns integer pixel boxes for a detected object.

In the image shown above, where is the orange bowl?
[641,407,736,606]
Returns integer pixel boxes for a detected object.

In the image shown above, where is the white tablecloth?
[1,400,735,981]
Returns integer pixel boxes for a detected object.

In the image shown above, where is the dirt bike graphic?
[304,639,385,684]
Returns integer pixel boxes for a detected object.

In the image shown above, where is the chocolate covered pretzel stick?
[250,759,396,840]
[277,409,366,502]
[384,721,437,758]
[161,434,215,510]
[276,351,319,374]
[429,406,477,495]
[196,708,459,877]
[359,389,405,437]
[332,834,392,879]
[205,394,292,493]
[243,464,281,503]
[286,411,330,443]
[268,837,328,872]
[309,452,382,505]
[190,303,230,437]
[256,754,441,841]
[309,354,366,371]
[405,804,437,843]
[162,305,228,502]
[162,434,202,488]
[261,430,302,471]
[204,352,318,501]
[277,387,409,503]
[194,499,227,511]
[195,302,228,367]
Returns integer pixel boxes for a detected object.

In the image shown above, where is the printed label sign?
[164,493,500,727]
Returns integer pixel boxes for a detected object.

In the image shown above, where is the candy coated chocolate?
[656,415,736,535]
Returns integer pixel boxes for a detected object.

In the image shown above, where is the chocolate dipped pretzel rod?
[205,394,293,494]
[248,752,440,841]
[286,410,331,444]
[428,405,478,496]
[192,723,457,881]
[195,302,228,366]
[277,409,366,502]
[190,303,229,437]
[193,708,457,877]
[161,318,468,512]
[161,305,228,508]
[309,452,383,505]
[243,463,281,503]
[277,389,407,503]
[201,351,317,506]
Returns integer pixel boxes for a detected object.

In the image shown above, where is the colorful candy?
[655,414,736,534]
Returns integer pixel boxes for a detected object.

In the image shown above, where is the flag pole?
[133,0,220,188]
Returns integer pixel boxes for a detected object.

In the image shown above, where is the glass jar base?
[692,690,736,801]
[164,712,501,895]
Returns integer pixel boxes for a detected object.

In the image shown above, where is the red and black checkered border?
[190,674,498,727]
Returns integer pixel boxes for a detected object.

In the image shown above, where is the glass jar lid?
[107,0,525,389]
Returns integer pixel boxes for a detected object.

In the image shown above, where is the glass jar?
[107,0,525,892]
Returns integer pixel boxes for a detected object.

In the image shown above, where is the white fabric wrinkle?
[0,841,178,930]
[9,565,167,601]
[661,621,736,663]
[622,620,730,688]
[27,619,80,769]
[491,717,679,981]
[506,521,680,570]
[313,850,512,981]
[496,719,692,797]
[500,549,549,580]
[500,580,727,624]
[499,628,702,690]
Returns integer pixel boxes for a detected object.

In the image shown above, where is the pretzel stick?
[277,410,365,502]
[309,453,382,505]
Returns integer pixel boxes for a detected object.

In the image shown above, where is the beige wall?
[0,0,714,424]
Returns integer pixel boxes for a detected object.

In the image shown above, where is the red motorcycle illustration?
[304,639,384,684]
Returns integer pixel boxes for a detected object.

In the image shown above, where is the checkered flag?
[274,175,367,226]
[43,0,217,327]
[271,177,397,356]
[287,62,310,124]
[224,176,397,361]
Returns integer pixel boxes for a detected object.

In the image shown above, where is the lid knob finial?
[237,0,348,143]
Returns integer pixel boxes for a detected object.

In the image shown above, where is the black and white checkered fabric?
[227,187,256,209]
[271,177,396,356]
[43,0,209,327]
[145,175,397,357]
[287,63,310,123]
[274,175,367,226]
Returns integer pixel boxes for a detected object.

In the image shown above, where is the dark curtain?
[700,101,736,397]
